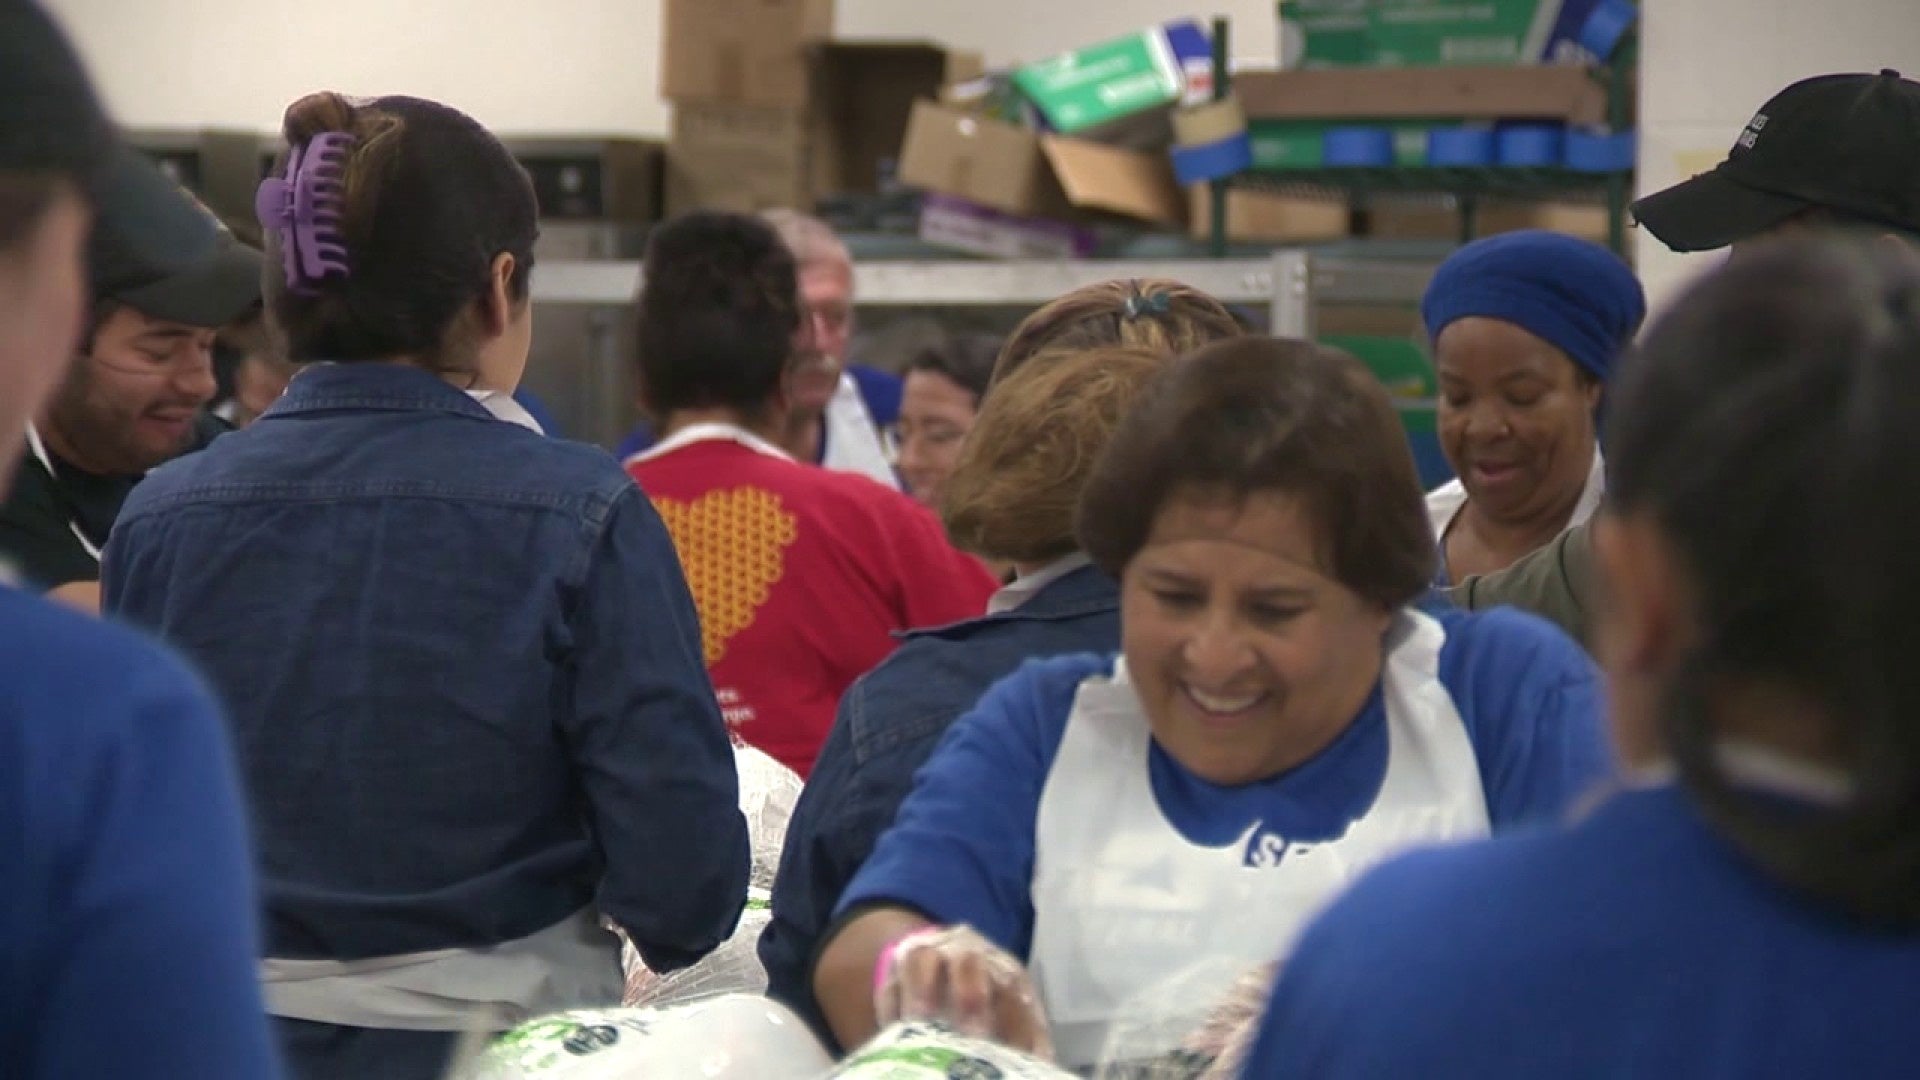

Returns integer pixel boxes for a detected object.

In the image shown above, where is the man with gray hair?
[758,209,901,489]
[616,209,902,488]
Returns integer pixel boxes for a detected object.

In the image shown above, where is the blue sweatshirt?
[1244,783,1920,1078]
[0,585,281,1078]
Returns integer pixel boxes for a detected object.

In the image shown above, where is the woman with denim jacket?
[101,92,749,1080]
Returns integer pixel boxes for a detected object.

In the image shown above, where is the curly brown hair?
[993,278,1244,386]
[940,345,1169,564]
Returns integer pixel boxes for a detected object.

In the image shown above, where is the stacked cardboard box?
[661,0,979,215]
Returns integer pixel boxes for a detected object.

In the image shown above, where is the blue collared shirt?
[759,561,1120,1048]
[103,363,748,970]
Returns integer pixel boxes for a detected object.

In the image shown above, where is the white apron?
[260,907,624,1032]
[1027,609,1491,1068]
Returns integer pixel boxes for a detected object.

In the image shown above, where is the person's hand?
[46,579,102,615]
[872,924,1054,1060]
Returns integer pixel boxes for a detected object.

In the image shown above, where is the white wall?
[1636,0,1920,312]
[46,0,1276,137]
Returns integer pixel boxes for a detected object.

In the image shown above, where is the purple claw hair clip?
[254,131,354,294]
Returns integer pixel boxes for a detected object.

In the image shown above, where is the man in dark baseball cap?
[1632,69,1920,252]
[0,0,264,599]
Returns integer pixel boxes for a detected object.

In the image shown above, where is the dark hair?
[1606,235,1920,926]
[995,278,1245,386]
[1078,337,1433,611]
[266,92,538,370]
[635,211,801,417]
[1802,206,1920,248]
[907,332,1000,407]
[942,344,1166,563]
[0,174,68,251]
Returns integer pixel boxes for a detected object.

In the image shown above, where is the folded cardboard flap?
[1235,65,1610,125]
[1040,137,1188,228]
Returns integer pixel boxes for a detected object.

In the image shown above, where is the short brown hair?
[941,345,1167,564]
[994,278,1244,386]
[1077,337,1433,610]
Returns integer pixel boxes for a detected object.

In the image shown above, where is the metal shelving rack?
[531,249,1437,339]
[1209,16,1639,254]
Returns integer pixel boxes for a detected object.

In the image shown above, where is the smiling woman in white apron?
[809,337,1615,1071]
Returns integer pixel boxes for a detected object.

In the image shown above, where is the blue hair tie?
[1124,290,1172,319]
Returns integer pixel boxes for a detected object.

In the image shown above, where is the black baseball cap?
[1631,70,1920,252]
[89,176,263,328]
[2,0,256,318]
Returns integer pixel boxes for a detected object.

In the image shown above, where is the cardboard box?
[810,42,982,196]
[1236,65,1609,126]
[1365,196,1611,243]
[1012,20,1213,134]
[661,0,833,106]
[919,193,1099,259]
[1281,0,1615,68]
[667,103,813,215]
[899,100,1187,228]
[666,42,980,214]
[1189,185,1350,243]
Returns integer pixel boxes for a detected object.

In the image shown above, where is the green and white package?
[466,995,831,1080]
[831,1022,1078,1080]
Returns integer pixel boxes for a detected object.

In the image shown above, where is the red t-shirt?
[628,433,998,777]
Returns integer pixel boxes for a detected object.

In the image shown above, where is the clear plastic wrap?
[457,995,833,1080]
[623,889,772,1006]
[736,742,804,891]
[831,1021,1079,1080]
[1091,958,1276,1080]
[617,743,802,1006]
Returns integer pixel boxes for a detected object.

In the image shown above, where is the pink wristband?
[873,926,940,992]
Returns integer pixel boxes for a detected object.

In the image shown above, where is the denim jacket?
[103,363,748,972]
[758,561,1119,1047]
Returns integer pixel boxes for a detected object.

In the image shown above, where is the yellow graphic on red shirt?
[652,487,799,666]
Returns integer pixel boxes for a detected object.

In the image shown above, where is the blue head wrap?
[1420,230,1647,382]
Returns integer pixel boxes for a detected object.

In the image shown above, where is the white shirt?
[625,421,795,466]
[821,372,900,490]
[986,553,1091,616]
[1427,446,1606,542]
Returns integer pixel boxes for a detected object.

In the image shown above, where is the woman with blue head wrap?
[1421,230,1645,585]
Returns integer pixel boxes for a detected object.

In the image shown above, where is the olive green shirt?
[1445,520,1595,648]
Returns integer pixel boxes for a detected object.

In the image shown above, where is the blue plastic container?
[1323,127,1395,167]
[1425,127,1496,167]
[1495,124,1567,167]
[1171,133,1255,185]
[1564,129,1636,172]
[1577,0,1638,60]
